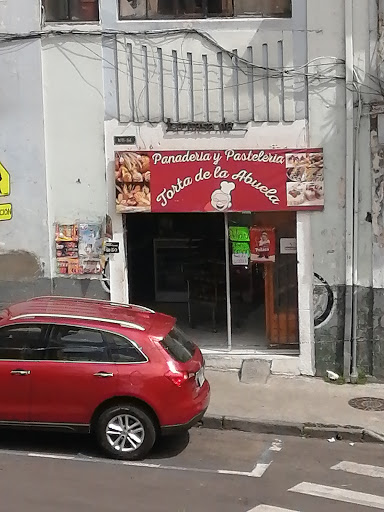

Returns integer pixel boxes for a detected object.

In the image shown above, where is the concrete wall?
[307,0,377,377]
[0,0,51,305]
[0,1,108,306]
[41,35,106,223]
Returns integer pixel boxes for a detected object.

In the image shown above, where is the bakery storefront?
[115,148,324,351]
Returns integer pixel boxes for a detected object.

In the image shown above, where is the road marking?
[331,461,384,479]
[269,440,283,452]
[0,448,263,479]
[289,482,384,509]
[251,463,271,477]
[248,506,300,511]
[29,453,76,461]
[250,438,282,478]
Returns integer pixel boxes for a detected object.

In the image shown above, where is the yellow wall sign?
[0,162,10,196]
[0,203,12,221]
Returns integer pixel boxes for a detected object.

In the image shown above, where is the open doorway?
[124,211,298,351]
[125,213,229,349]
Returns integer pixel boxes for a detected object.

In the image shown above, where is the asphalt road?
[0,427,383,511]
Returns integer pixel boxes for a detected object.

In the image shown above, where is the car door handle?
[94,371,114,378]
[10,369,31,375]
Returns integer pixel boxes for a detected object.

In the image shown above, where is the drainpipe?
[344,0,356,382]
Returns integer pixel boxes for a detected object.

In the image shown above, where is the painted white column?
[108,212,129,304]
[297,212,315,376]
[105,122,129,305]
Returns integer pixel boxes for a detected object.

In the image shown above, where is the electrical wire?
[0,27,345,74]
[1,26,381,101]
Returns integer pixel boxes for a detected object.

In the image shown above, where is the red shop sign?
[250,227,276,263]
[115,149,324,213]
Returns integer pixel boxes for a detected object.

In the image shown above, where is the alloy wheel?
[106,414,145,452]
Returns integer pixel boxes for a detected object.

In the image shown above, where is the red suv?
[0,296,210,460]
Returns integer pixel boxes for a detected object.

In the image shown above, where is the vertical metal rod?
[143,45,150,121]
[224,213,232,351]
[127,43,135,122]
[157,48,165,121]
[232,49,240,123]
[262,43,270,121]
[247,46,255,121]
[218,52,225,121]
[277,40,285,121]
[202,54,209,122]
[187,52,194,121]
[172,50,180,122]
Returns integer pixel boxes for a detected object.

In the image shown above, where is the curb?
[197,414,384,444]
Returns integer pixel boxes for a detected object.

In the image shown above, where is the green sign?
[229,226,250,242]
[232,242,250,254]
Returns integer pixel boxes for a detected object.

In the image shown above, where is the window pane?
[234,0,291,16]
[43,0,99,22]
[156,0,204,16]
[69,0,99,21]
[208,0,233,16]
[47,326,109,362]
[119,0,147,19]
[160,326,195,363]
[44,0,69,21]
[0,325,45,360]
[106,332,147,363]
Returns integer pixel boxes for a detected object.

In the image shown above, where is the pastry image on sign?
[250,227,276,263]
[115,152,151,212]
[204,181,235,212]
[286,182,324,207]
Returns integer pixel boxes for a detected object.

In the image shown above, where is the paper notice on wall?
[79,224,102,258]
[232,253,249,266]
[231,241,250,266]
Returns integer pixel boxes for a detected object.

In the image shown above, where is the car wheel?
[96,404,156,460]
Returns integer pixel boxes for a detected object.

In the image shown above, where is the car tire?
[96,404,157,460]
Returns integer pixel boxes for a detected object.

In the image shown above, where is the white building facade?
[0,0,381,378]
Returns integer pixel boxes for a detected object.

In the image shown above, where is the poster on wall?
[55,223,102,275]
[114,149,324,214]
[55,224,80,275]
[79,224,103,258]
[250,227,276,263]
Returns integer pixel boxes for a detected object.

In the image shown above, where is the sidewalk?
[204,370,384,441]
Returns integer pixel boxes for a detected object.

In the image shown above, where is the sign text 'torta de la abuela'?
[0,161,11,222]
[115,149,324,213]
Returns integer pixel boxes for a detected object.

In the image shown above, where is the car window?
[46,325,110,362]
[105,332,147,363]
[160,326,195,363]
[0,324,47,360]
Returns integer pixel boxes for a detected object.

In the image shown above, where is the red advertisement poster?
[250,227,276,263]
[115,149,324,213]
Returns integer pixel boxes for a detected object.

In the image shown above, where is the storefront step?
[202,352,300,380]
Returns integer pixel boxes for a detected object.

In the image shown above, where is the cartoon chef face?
[210,181,235,211]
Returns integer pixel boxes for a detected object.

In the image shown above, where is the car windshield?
[160,326,196,363]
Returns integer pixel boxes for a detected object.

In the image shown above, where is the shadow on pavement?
[0,428,191,461]
[150,431,190,460]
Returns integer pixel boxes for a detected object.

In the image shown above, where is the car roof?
[3,296,175,338]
